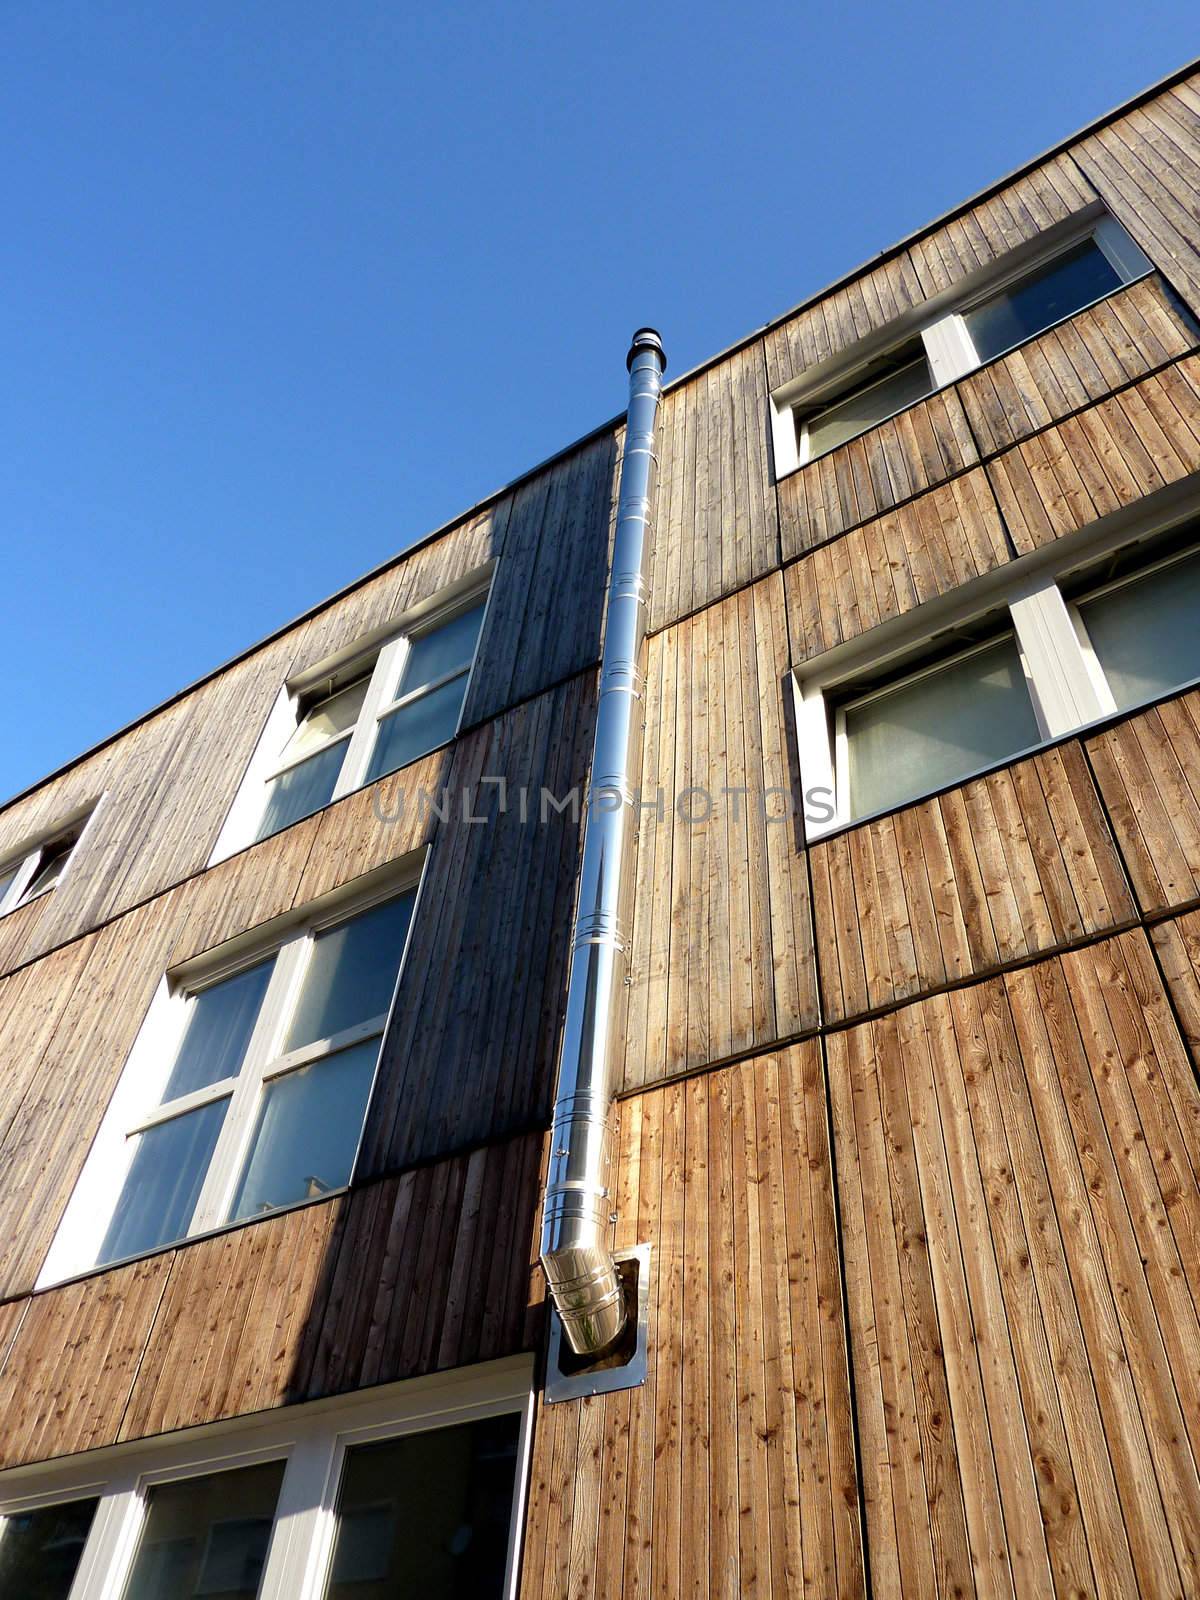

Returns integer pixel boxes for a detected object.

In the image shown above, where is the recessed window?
[1073,543,1200,714]
[769,213,1151,478]
[0,1495,98,1599]
[123,1460,285,1600]
[213,580,491,863]
[46,878,419,1283]
[795,342,934,464]
[0,811,94,918]
[0,1366,533,1600]
[839,634,1041,820]
[965,236,1122,365]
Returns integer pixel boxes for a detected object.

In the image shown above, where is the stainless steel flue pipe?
[539,328,667,1357]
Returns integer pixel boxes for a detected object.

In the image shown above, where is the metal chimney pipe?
[540,328,667,1357]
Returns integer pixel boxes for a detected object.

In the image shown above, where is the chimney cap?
[627,327,667,373]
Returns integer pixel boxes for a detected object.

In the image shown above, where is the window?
[212,579,491,863]
[0,1495,98,1598]
[770,213,1152,476]
[0,810,94,919]
[1072,544,1200,714]
[42,875,420,1285]
[839,634,1041,820]
[796,517,1200,835]
[0,1362,533,1600]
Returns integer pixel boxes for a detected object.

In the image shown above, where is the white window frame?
[0,1356,536,1600]
[796,506,1200,838]
[39,859,428,1290]
[210,569,494,866]
[770,211,1153,479]
[0,800,103,919]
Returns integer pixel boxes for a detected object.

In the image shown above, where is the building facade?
[3,58,1200,1600]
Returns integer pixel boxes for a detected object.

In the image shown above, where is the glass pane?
[162,961,273,1102]
[98,1100,228,1265]
[20,838,74,902]
[0,1496,98,1599]
[228,1040,378,1219]
[805,353,934,460]
[285,893,415,1050]
[282,676,369,763]
[967,239,1121,365]
[323,1413,520,1600]
[255,741,346,842]
[846,636,1041,819]
[0,867,17,905]
[121,1460,284,1600]
[1080,549,1200,712]
[398,603,486,696]
[365,676,467,784]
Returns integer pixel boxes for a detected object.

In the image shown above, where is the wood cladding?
[520,1047,865,1600]
[830,931,1200,1599]
[763,154,1097,391]
[621,572,818,1091]
[812,743,1135,1023]
[1073,79,1200,311]
[783,466,1011,659]
[1087,686,1200,914]
[987,355,1200,554]
[648,342,777,633]
[0,1130,544,1471]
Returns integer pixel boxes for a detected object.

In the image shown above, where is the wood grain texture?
[1072,77,1200,312]
[1086,687,1200,914]
[764,155,1096,391]
[777,387,979,560]
[830,931,1200,1600]
[783,466,1011,660]
[987,355,1200,554]
[648,342,777,633]
[0,1131,544,1467]
[520,1047,866,1600]
[622,573,818,1090]
[812,743,1135,1023]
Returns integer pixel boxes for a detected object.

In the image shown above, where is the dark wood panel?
[958,273,1198,454]
[830,931,1200,1598]
[987,355,1200,554]
[520,1047,865,1600]
[1072,77,1200,313]
[778,387,979,561]
[360,670,597,1175]
[647,341,778,632]
[783,466,1011,660]
[1086,688,1200,914]
[812,743,1134,1023]
[622,572,818,1090]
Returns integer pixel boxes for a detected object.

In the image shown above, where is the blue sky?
[1,1,1195,801]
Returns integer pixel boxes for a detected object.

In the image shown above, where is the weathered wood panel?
[1072,76,1200,313]
[1086,687,1200,914]
[0,1255,172,1470]
[812,743,1134,1023]
[958,272,1198,453]
[764,154,1096,391]
[622,572,819,1090]
[521,1047,865,1600]
[783,466,1011,660]
[830,932,1200,1599]
[360,670,596,1175]
[647,342,777,632]
[987,355,1200,554]
[778,387,979,560]
[0,1130,544,1468]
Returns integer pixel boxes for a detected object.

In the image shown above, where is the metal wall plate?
[544,1243,651,1403]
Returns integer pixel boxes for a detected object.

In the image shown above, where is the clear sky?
[1,1,1195,801]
